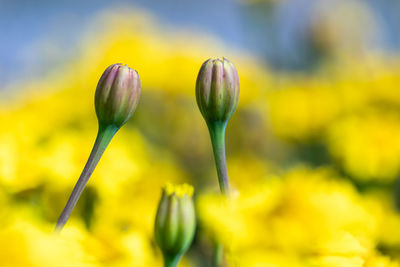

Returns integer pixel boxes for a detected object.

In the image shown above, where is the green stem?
[208,121,230,267]
[163,254,180,267]
[54,124,118,232]
[212,243,223,267]
[207,121,230,196]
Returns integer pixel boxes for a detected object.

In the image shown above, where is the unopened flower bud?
[55,63,141,232]
[196,58,240,125]
[95,63,141,128]
[154,183,196,267]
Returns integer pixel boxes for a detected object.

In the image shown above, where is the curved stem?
[54,124,118,232]
[163,254,180,267]
[207,121,230,196]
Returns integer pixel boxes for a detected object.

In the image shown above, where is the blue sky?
[0,0,399,85]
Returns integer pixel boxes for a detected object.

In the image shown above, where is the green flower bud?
[195,58,239,267]
[195,57,240,125]
[154,183,196,267]
[55,63,141,232]
[95,63,141,128]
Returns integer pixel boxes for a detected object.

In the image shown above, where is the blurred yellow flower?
[198,167,400,266]
[327,111,400,181]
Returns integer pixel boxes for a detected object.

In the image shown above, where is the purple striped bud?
[196,58,240,125]
[95,63,141,128]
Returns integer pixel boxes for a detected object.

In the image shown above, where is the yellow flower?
[198,167,391,266]
[327,111,400,181]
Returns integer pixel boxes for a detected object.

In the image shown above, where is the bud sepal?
[196,57,240,125]
[95,63,141,128]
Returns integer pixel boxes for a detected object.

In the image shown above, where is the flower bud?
[95,63,141,128]
[154,183,196,265]
[196,58,240,125]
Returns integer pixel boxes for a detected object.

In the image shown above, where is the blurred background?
[1,0,400,266]
[2,0,400,84]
